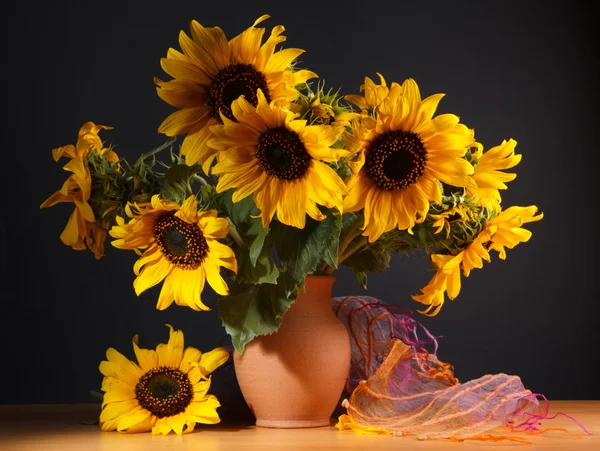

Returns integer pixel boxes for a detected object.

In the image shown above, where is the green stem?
[316,215,363,275]
[323,236,368,275]
[339,236,368,265]
[134,137,176,165]
[316,261,329,275]
[185,181,194,198]
[339,219,363,256]
[192,175,209,186]
[227,218,246,249]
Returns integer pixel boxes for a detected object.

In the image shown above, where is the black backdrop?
[3,0,598,406]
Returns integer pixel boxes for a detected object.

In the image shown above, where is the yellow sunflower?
[109,195,237,311]
[413,205,543,315]
[467,138,522,211]
[308,97,336,123]
[343,75,475,242]
[100,325,228,435]
[208,90,349,229]
[155,14,317,173]
[40,121,118,259]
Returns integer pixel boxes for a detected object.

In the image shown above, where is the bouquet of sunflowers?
[41,14,542,435]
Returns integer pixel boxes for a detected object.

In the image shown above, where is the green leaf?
[342,212,359,230]
[222,189,259,226]
[321,213,343,268]
[355,271,368,290]
[198,184,220,211]
[342,245,391,273]
[160,182,184,204]
[369,227,426,254]
[166,163,202,186]
[89,390,104,402]
[160,162,202,204]
[271,211,342,295]
[247,220,269,267]
[218,283,297,354]
[237,246,279,285]
[228,208,275,283]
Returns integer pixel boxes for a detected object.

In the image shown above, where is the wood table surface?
[0,401,597,450]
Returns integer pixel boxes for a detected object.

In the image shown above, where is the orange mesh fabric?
[332,296,591,441]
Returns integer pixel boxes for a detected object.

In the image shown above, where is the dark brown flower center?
[135,367,194,418]
[154,214,208,269]
[364,130,427,191]
[255,126,311,180]
[207,63,270,122]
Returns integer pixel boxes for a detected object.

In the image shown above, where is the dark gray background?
[3,0,598,406]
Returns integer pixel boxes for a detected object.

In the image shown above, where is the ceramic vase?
[233,275,351,428]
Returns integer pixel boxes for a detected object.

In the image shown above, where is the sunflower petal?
[199,347,230,376]
[133,257,172,296]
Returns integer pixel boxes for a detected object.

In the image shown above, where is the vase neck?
[293,275,335,313]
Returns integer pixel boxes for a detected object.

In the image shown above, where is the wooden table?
[0,401,597,450]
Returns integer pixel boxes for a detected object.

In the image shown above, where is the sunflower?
[308,97,336,123]
[343,75,475,242]
[109,195,237,311]
[99,325,228,435]
[467,138,522,211]
[155,14,317,173]
[40,122,118,259]
[413,205,543,315]
[208,89,349,229]
[303,94,360,127]
[430,204,479,239]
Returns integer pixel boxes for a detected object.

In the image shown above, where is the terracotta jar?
[233,275,351,428]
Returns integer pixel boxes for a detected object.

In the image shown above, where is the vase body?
[233,275,351,428]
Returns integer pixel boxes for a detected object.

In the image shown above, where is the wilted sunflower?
[344,75,475,242]
[467,138,522,212]
[109,195,237,311]
[429,204,479,239]
[209,89,349,229]
[413,205,543,315]
[155,14,317,173]
[40,122,118,259]
[100,325,228,435]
